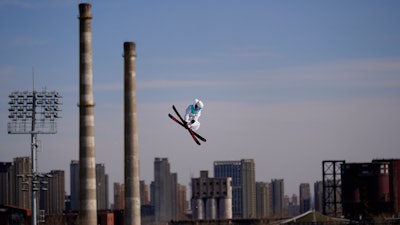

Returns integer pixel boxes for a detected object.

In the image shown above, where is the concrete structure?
[0,162,14,205]
[213,159,256,218]
[140,180,149,205]
[314,181,323,212]
[39,170,65,215]
[241,159,256,218]
[15,157,31,209]
[70,160,79,211]
[256,182,271,218]
[152,158,187,222]
[287,194,299,217]
[154,158,173,222]
[78,3,97,225]
[0,158,31,208]
[191,171,232,219]
[113,182,125,210]
[299,183,311,214]
[123,42,141,225]
[96,164,109,210]
[271,179,284,218]
[176,183,187,219]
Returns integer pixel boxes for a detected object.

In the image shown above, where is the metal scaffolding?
[322,160,345,217]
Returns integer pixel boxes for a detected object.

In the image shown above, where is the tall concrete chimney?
[78,3,97,225]
[124,42,141,225]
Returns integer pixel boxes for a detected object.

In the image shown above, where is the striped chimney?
[78,3,97,225]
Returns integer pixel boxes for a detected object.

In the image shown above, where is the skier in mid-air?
[168,99,206,145]
[184,99,204,131]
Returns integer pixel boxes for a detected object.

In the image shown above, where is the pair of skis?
[168,105,206,145]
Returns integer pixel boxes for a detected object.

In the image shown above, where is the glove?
[185,121,191,129]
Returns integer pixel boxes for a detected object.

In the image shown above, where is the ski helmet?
[194,99,204,109]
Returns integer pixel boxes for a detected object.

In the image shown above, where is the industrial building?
[341,159,400,220]
[191,171,232,219]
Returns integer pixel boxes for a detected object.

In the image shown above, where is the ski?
[169,113,200,145]
[168,113,207,142]
[170,106,200,145]
[170,105,206,145]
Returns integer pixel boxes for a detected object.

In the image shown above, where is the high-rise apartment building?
[153,158,187,222]
[287,194,299,217]
[14,157,31,209]
[70,160,79,211]
[314,181,323,212]
[96,163,109,210]
[70,160,109,210]
[241,159,256,218]
[0,162,14,205]
[113,182,124,210]
[2,158,65,215]
[271,179,284,218]
[214,160,241,218]
[154,158,172,222]
[39,170,65,214]
[299,183,311,213]
[256,182,270,218]
[177,183,187,219]
[213,159,256,218]
[140,180,149,205]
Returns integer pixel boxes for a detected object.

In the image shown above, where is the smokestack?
[78,3,97,225]
[124,42,141,225]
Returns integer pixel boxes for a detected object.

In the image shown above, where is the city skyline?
[1,1,400,198]
[0,155,320,215]
[0,155,337,207]
[2,156,399,221]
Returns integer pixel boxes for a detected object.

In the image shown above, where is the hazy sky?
[1,1,400,199]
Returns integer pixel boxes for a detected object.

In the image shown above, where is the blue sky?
[1,0,400,199]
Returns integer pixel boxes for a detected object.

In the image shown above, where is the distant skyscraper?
[96,163,109,210]
[287,194,299,217]
[314,181,323,212]
[256,182,270,218]
[177,183,187,219]
[153,158,186,222]
[2,159,65,214]
[140,180,149,205]
[39,170,65,214]
[241,159,256,218]
[14,157,31,209]
[70,160,79,211]
[0,162,14,205]
[70,160,109,210]
[154,158,173,222]
[299,183,311,213]
[114,182,124,210]
[271,179,284,218]
[214,159,256,218]
[214,160,241,218]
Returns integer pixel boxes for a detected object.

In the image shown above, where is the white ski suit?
[184,104,202,131]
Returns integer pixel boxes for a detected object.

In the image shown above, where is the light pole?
[8,88,61,225]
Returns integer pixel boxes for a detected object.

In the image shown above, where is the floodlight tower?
[8,88,62,225]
